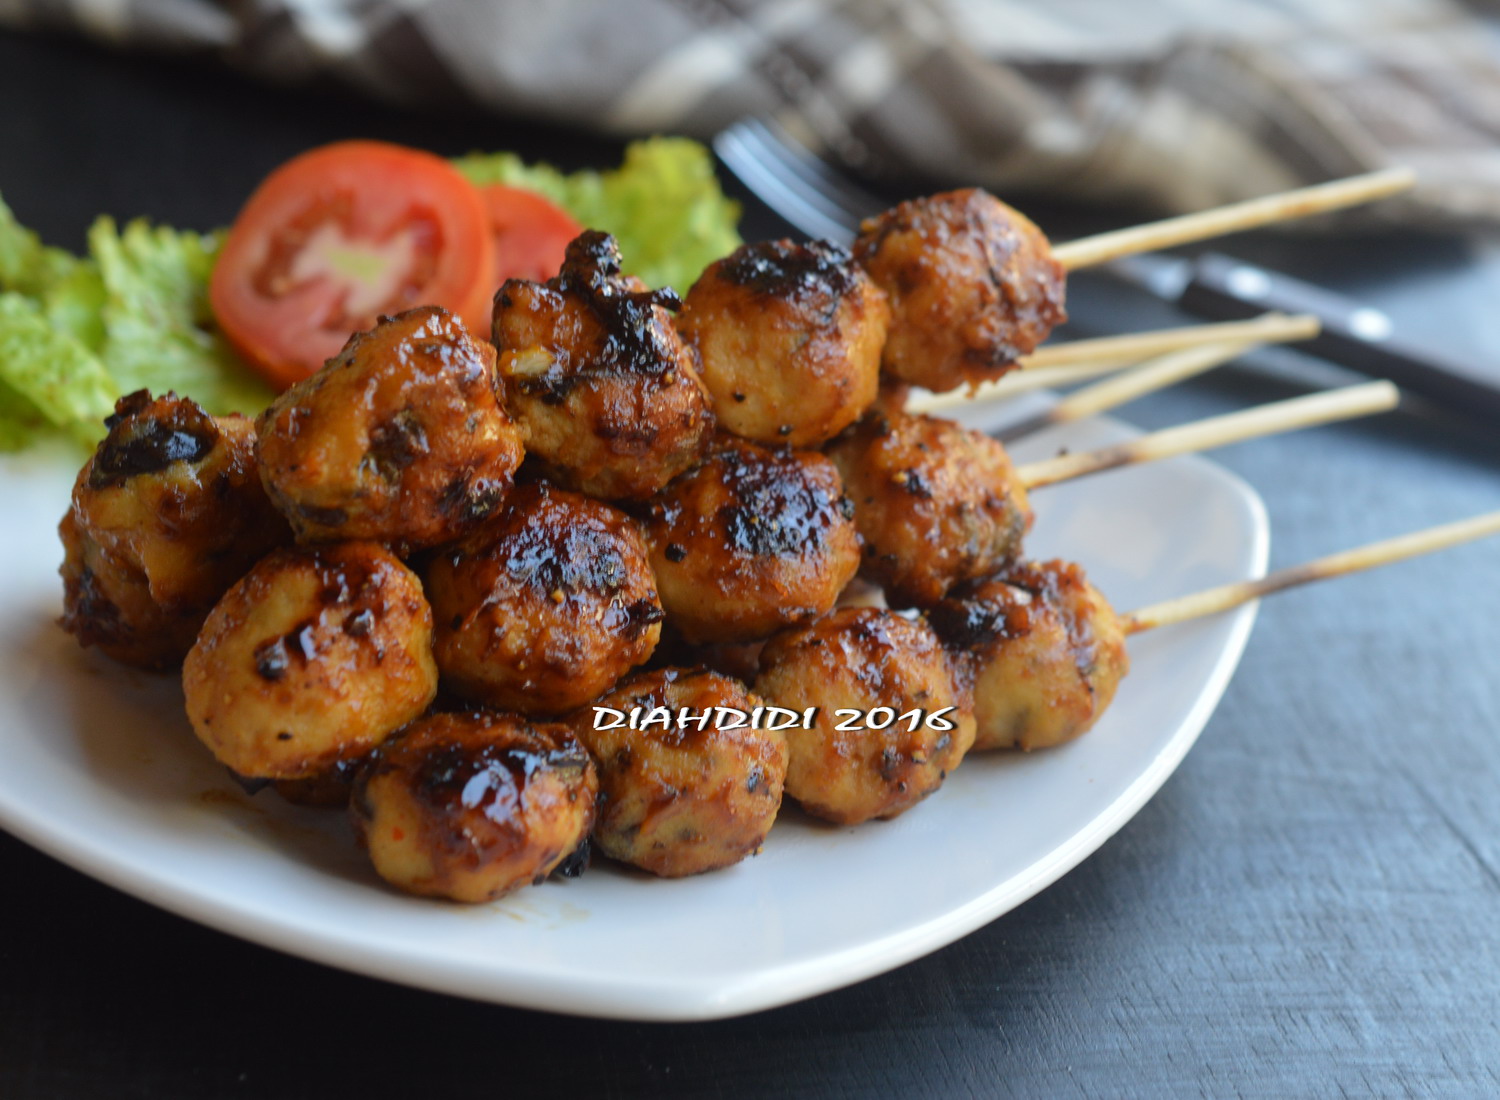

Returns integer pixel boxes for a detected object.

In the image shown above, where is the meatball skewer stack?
[54,165,1429,906]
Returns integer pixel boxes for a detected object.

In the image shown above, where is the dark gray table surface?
[2,32,1498,1100]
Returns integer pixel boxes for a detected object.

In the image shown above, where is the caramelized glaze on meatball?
[930,560,1129,751]
[352,711,597,902]
[755,609,975,825]
[183,542,438,779]
[492,231,714,499]
[641,438,861,644]
[255,306,524,552]
[854,189,1067,392]
[827,407,1031,608]
[58,390,289,670]
[425,482,664,715]
[572,667,787,877]
[678,239,887,447]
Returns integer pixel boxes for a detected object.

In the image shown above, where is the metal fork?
[712,118,882,245]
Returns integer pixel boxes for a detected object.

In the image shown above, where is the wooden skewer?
[1051,167,1416,271]
[909,360,1130,413]
[909,312,1323,415]
[1018,313,1320,373]
[1121,509,1500,635]
[998,342,1258,443]
[1016,380,1399,490]
[996,318,1322,443]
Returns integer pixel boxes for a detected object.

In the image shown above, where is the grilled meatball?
[827,406,1031,608]
[678,239,888,447]
[755,609,975,825]
[58,390,289,670]
[182,542,437,779]
[641,438,861,644]
[352,711,597,903]
[573,667,787,877]
[931,560,1130,751]
[425,482,664,716]
[256,306,524,553]
[854,189,1067,393]
[492,231,714,500]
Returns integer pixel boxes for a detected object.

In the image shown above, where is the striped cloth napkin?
[3,0,1497,227]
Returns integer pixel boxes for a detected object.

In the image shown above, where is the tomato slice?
[481,184,583,286]
[210,141,495,389]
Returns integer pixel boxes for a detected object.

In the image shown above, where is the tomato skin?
[210,141,495,390]
[480,185,583,287]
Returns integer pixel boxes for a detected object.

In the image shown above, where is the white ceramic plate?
[0,399,1267,1021]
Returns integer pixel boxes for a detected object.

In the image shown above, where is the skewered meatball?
[827,406,1032,608]
[256,306,524,553]
[352,711,597,902]
[573,667,787,877]
[425,482,664,715]
[58,390,289,670]
[678,239,888,447]
[492,231,714,499]
[854,189,1067,393]
[183,542,437,779]
[641,438,861,644]
[931,560,1130,751]
[755,609,975,825]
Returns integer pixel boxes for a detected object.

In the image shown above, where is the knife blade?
[1107,252,1500,421]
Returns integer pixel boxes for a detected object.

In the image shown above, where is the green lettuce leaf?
[453,136,741,292]
[43,261,108,352]
[89,217,272,417]
[0,292,117,446]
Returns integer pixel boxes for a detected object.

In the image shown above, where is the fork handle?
[1176,252,1500,420]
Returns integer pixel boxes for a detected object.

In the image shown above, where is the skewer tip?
[1123,507,1500,634]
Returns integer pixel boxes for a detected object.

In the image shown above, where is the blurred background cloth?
[3,0,1498,227]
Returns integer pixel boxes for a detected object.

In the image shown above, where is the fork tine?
[714,126,861,243]
[740,118,888,225]
[714,119,887,244]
